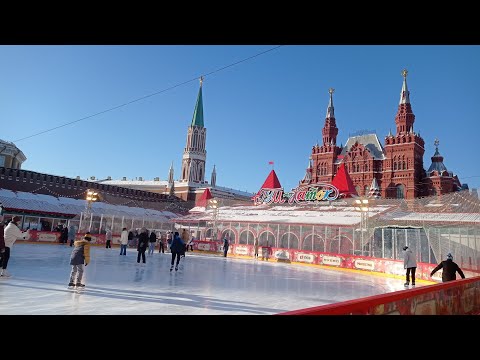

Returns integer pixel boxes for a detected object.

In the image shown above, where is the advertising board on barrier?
[295,253,316,264]
[38,233,58,242]
[197,243,211,251]
[274,250,290,261]
[322,255,342,266]
[354,259,375,271]
[235,246,249,255]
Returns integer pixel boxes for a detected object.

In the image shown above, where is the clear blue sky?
[1,45,479,193]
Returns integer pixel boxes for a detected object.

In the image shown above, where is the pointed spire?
[326,88,335,118]
[303,159,312,183]
[399,69,410,105]
[211,164,217,187]
[195,187,213,207]
[331,163,357,198]
[191,77,204,127]
[388,129,392,136]
[168,161,174,185]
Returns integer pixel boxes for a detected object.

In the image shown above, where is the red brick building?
[300,70,462,199]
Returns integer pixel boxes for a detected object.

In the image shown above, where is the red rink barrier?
[277,276,480,315]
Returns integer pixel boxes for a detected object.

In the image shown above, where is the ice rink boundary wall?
[277,276,480,315]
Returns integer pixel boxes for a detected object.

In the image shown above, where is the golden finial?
[200,76,204,86]
[402,69,408,78]
[434,138,439,147]
[329,88,335,95]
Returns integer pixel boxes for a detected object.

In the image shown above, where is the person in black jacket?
[430,253,466,282]
[148,230,157,255]
[137,228,149,264]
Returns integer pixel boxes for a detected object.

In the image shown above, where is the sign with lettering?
[295,253,315,263]
[235,246,249,255]
[354,259,375,271]
[322,255,342,266]
[252,183,339,205]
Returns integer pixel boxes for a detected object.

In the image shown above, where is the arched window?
[355,186,361,195]
[396,184,405,199]
[239,230,255,245]
[364,185,369,195]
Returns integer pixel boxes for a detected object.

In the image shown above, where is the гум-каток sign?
[252,183,339,205]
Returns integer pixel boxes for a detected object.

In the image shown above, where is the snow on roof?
[99,179,169,187]
[0,188,180,220]
[340,133,385,160]
[381,211,480,224]
[98,179,253,198]
[178,204,391,226]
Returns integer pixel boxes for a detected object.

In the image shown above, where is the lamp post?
[207,198,218,241]
[83,189,98,233]
[354,198,370,256]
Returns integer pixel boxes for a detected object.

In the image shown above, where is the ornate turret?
[322,88,338,146]
[181,77,207,183]
[395,69,416,135]
[427,139,449,175]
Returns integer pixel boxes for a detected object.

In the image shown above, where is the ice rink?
[0,243,413,315]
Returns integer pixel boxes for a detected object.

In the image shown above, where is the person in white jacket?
[403,245,417,287]
[2,215,30,277]
[119,227,128,256]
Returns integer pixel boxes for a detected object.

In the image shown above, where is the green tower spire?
[191,77,204,127]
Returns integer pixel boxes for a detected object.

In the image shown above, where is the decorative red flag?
[268,161,274,165]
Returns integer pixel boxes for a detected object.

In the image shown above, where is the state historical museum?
[300,70,462,199]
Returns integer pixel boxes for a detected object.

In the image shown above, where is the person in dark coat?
[169,231,185,272]
[148,231,157,255]
[60,225,69,244]
[68,233,92,288]
[137,228,149,264]
[430,253,466,282]
[222,236,229,257]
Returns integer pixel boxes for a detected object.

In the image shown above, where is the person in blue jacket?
[169,231,185,272]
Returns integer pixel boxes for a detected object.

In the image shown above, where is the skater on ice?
[403,245,417,287]
[68,232,92,288]
[169,231,185,272]
[430,253,465,283]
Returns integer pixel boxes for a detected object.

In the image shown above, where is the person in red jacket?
[430,253,466,282]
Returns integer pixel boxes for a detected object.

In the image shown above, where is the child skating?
[68,232,92,289]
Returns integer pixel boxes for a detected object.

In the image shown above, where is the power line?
[13,45,284,143]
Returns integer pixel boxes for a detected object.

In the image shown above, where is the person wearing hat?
[403,245,417,287]
[430,253,466,283]
[68,232,92,288]
[1,215,30,278]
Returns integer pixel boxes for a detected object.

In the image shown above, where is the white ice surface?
[0,244,410,315]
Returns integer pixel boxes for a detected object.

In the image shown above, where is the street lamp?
[353,198,370,256]
[207,198,218,240]
[82,189,98,232]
